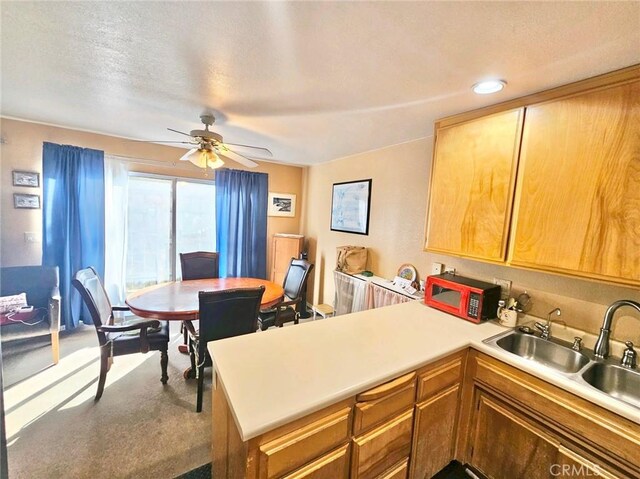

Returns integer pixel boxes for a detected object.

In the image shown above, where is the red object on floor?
[0,310,41,326]
[178,344,189,354]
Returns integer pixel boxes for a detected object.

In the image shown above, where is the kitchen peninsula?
[208,302,640,478]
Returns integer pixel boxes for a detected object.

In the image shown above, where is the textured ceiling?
[2,2,639,165]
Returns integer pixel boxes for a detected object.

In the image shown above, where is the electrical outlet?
[24,232,38,243]
[431,262,443,275]
[493,278,512,299]
[444,266,456,275]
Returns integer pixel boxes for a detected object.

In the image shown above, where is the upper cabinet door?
[509,81,640,286]
[425,109,524,262]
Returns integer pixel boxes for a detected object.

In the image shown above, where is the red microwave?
[425,273,501,323]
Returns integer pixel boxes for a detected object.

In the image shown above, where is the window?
[125,175,215,293]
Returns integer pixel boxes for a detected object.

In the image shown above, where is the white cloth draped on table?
[366,282,413,309]
[334,271,368,315]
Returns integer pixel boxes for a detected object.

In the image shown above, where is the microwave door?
[430,284,464,316]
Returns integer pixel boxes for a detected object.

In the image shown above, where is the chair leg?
[160,347,169,385]
[95,347,109,401]
[196,360,205,413]
[51,331,60,365]
[182,321,188,345]
[189,347,197,377]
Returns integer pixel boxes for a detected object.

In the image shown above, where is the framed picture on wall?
[268,192,296,217]
[12,170,40,187]
[13,193,40,209]
[331,179,372,235]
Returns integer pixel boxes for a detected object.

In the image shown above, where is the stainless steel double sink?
[483,330,640,410]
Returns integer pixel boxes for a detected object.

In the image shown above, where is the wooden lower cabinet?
[281,444,351,479]
[351,409,414,479]
[459,351,640,479]
[469,391,559,478]
[410,385,461,479]
[213,349,639,479]
[378,458,409,479]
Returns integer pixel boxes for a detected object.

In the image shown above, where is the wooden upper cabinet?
[509,80,640,285]
[425,108,524,262]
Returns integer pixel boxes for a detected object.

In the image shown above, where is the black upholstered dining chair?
[178,251,219,353]
[185,286,265,412]
[72,267,170,400]
[179,251,219,281]
[258,259,314,331]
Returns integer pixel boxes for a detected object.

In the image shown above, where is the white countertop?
[208,301,640,441]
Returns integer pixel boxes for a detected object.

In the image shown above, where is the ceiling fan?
[136,114,272,169]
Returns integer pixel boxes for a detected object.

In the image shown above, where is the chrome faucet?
[593,300,640,359]
[535,308,561,340]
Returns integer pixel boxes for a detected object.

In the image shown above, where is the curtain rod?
[106,153,183,168]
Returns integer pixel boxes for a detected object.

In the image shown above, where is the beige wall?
[303,137,640,342]
[0,118,304,275]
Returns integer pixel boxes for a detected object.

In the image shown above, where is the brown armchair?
[258,259,314,330]
[72,267,169,400]
[0,266,61,364]
[186,286,264,412]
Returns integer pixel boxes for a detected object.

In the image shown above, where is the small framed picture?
[14,193,40,209]
[12,170,40,188]
[268,192,296,217]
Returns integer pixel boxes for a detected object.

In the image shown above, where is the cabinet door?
[555,446,623,479]
[351,409,414,479]
[509,80,640,285]
[377,458,408,479]
[281,444,350,479]
[469,392,559,479]
[425,108,523,262]
[271,236,303,284]
[410,385,460,479]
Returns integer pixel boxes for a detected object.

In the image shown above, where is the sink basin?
[495,332,591,374]
[581,363,640,408]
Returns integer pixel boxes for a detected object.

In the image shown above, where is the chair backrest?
[197,287,265,348]
[0,266,59,308]
[282,259,314,301]
[72,267,113,344]
[180,251,219,280]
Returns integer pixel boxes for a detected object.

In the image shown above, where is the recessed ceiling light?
[472,80,506,95]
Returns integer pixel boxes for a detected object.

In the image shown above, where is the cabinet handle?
[356,372,416,402]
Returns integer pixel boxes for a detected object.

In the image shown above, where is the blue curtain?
[42,142,105,329]
[215,168,268,278]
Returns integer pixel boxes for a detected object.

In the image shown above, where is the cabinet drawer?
[377,458,408,479]
[354,373,416,435]
[281,444,351,479]
[259,407,352,478]
[416,353,464,402]
[351,409,414,479]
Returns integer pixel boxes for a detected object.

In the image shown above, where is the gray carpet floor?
[2,322,211,479]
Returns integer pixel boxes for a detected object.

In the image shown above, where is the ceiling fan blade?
[215,146,259,168]
[167,128,194,137]
[179,148,200,162]
[221,142,273,157]
[126,140,195,144]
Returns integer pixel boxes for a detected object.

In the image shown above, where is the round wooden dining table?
[125,277,284,320]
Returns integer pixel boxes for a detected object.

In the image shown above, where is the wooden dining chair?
[72,267,170,400]
[258,259,314,330]
[185,286,265,412]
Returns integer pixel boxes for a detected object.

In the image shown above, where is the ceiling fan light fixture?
[180,147,224,170]
[472,79,506,94]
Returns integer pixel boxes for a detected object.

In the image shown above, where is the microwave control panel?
[467,293,481,319]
